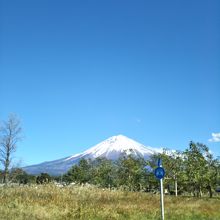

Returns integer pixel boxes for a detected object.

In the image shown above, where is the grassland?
[0,184,220,220]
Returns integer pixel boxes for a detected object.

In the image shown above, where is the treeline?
[0,169,53,185]
[1,140,219,198]
[63,141,220,198]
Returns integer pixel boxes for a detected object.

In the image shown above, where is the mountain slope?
[23,135,161,176]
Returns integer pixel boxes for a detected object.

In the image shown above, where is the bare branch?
[0,114,22,183]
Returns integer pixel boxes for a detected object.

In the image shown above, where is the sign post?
[154,158,165,220]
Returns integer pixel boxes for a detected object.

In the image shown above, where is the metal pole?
[160,178,165,220]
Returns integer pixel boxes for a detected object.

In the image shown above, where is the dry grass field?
[0,184,220,220]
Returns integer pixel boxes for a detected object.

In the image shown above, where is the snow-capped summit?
[66,134,160,161]
[23,135,161,176]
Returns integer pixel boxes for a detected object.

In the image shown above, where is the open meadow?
[0,184,220,220]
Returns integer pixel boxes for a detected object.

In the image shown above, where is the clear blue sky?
[0,0,219,165]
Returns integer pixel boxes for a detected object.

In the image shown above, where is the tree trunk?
[193,184,196,197]
[198,186,202,197]
[207,185,213,198]
[3,152,10,184]
[174,178,178,197]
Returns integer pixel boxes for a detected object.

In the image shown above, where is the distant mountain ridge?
[23,135,161,176]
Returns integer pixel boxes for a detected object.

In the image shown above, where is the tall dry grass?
[0,184,220,220]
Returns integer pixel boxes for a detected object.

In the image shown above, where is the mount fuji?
[23,135,161,176]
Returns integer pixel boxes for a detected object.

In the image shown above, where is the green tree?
[158,149,184,196]
[116,155,147,191]
[36,173,51,184]
[184,142,210,197]
[10,168,36,184]
[203,152,219,198]
[63,159,92,184]
[91,157,116,188]
[145,155,159,192]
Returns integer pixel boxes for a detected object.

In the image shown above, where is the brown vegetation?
[0,184,220,220]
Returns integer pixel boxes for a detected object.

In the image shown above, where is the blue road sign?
[154,167,165,179]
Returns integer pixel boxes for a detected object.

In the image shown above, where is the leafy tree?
[9,168,36,184]
[63,165,80,183]
[91,157,116,188]
[145,155,159,192]
[203,152,219,198]
[184,142,210,197]
[63,159,92,184]
[36,173,51,184]
[157,149,184,196]
[116,155,147,191]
